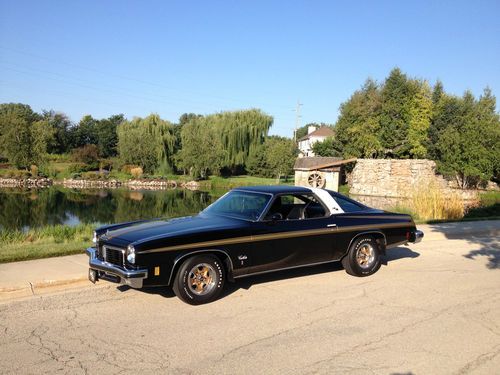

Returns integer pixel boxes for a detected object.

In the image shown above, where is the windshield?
[202,190,271,221]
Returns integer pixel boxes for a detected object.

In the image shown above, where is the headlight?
[126,245,136,264]
[92,231,98,244]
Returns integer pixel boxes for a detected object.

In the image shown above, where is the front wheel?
[172,255,225,305]
[341,236,381,277]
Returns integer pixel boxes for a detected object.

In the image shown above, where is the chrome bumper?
[86,247,148,288]
[411,230,424,244]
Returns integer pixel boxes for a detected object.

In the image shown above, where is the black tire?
[172,255,225,305]
[341,236,381,277]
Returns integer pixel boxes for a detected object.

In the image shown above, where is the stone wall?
[349,159,478,200]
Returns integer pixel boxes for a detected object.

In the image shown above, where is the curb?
[0,277,89,302]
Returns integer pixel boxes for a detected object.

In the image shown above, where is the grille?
[100,246,124,267]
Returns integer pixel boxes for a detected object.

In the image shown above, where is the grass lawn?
[207,175,294,189]
[0,223,96,263]
[0,241,89,263]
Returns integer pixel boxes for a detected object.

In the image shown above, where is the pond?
[0,186,221,231]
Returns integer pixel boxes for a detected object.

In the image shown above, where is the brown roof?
[298,126,335,141]
[294,157,357,171]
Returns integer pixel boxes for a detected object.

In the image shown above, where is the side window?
[265,194,327,220]
[333,196,365,213]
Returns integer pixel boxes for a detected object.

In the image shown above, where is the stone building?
[294,157,356,191]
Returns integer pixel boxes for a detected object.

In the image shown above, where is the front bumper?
[86,247,148,288]
[409,230,424,244]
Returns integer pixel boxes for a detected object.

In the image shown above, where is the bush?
[30,165,38,177]
[2,169,31,179]
[121,164,141,174]
[39,165,58,179]
[68,163,89,174]
[71,144,100,168]
[130,167,143,178]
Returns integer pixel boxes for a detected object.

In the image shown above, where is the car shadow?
[381,246,420,265]
[115,245,420,301]
[425,220,500,270]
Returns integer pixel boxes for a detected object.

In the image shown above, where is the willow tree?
[206,109,273,170]
[117,114,175,174]
[174,109,272,177]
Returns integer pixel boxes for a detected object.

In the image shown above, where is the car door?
[242,193,337,275]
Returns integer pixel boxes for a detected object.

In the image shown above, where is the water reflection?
[0,186,220,230]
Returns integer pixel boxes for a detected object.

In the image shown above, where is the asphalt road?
[0,235,499,375]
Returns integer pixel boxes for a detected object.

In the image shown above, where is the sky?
[0,0,499,137]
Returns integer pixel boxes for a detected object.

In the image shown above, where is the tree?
[407,80,432,158]
[246,136,297,180]
[42,110,72,154]
[266,137,297,181]
[311,137,341,157]
[334,79,382,158]
[435,89,500,188]
[96,114,124,158]
[0,104,52,168]
[173,113,203,154]
[117,114,175,174]
[173,109,273,174]
[175,119,225,178]
[379,68,413,157]
[70,115,98,148]
[212,109,273,170]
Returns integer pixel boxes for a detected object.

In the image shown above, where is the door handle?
[327,224,337,228]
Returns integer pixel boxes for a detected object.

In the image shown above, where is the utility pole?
[294,100,302,143]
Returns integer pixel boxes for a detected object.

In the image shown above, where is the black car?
[87,186,423,305]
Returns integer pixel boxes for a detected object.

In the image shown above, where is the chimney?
[308,125,317,135]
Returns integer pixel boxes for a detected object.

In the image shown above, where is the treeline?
[312,68,500,188]
[0,105,297,179]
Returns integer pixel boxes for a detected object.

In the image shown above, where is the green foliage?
[434,89,500,188]
[42,110,73,154]
[175,119,225,178]
[117,114,175,174]
[311,137,341,157]
[246,136,297,179]
[0,103,54,168]
[266,137,297,180]
[71,144,100,166]
[96,114,124,158]
[331,68,499,188]
[334,79,383,158]
[69,114,123,157]
[175,109,273,177]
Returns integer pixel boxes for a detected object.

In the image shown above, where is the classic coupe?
[87,186,423,305]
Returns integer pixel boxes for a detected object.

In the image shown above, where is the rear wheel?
[172,255,225,305]
[342,236,381,277]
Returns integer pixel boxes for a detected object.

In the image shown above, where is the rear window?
[330,194,366,213]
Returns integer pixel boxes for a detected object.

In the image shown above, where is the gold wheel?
[355,244,375,269]
[188,263,216,296]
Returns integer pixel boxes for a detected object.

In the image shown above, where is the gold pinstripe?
[140,222,408,254]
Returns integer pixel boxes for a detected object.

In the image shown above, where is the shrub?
[30,165,38,177]
[121,164,141,174]
[39,165,58,179]
[68,163,89,174]
[130,167,143,178]
[71,144,100,168]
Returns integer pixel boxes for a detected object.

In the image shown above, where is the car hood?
[98,213,248,248]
